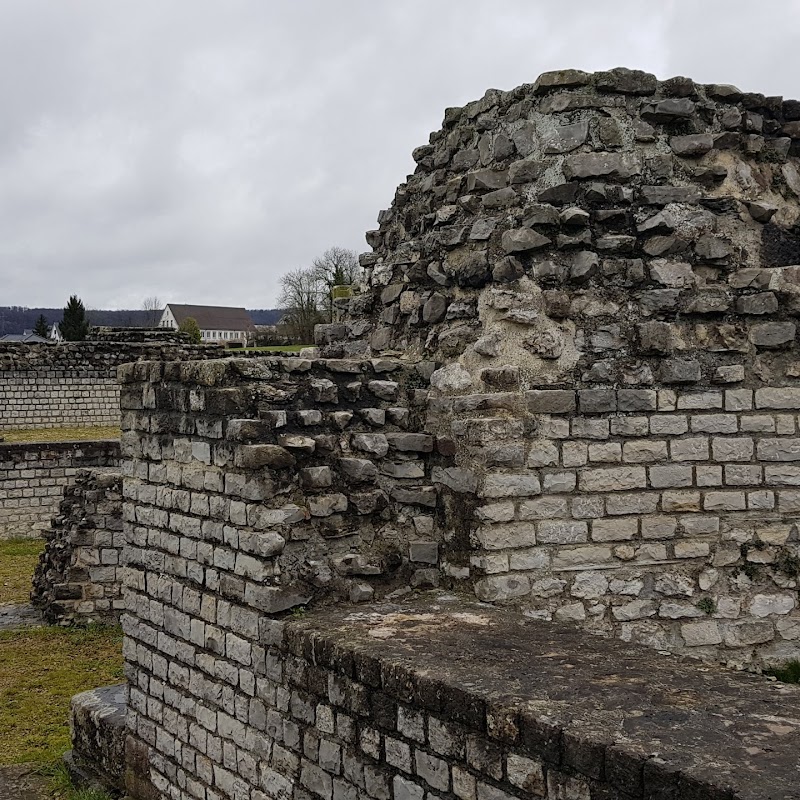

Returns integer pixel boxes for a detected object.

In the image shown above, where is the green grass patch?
[1,426,120,444]
[0,537,45,605]
[764,659,800,683]
[0,625,124,765]
[38,761,114,800]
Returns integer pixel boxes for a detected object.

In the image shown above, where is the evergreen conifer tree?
[179,317,201,343]
[58,295,90,341]
[33,314,49,338]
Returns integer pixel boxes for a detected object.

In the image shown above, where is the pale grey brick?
[725,389,753,411]
[579,467,647,492]
[562,442,588,467]
[676,391,722,410]
[756,439,800,461]
[755,388,800,409]
[695,465,722,486]
[592,517,638,541]
[661,491,701,512]
[518,497,569,520]
[588,442,622,462]
[641,516,677,539]
[739,415,775,433]
[748,490,775,510]
[482,474,541,498]
[711,437,754,462]
[571,418,609,439]
[765,465,800,485]
[414,750,449,791]
[670,437,709,461]
[704,491,746,511]
[542,472,577,493]
[526,441,559,467]
[649,465,693,488]
[648,415,688,435]
[609,416,649,436]
[690,414,737,434]
[623,440,668,462]
[571,496,605,518]
[724,465,762,486]
[537,520,588,544]
[606,492,659,515]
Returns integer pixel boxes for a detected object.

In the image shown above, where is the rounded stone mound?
[333,67,800,392]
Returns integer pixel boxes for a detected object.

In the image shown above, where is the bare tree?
[142,296,163,327]
[278,268,326,344]
[312,247,361,322]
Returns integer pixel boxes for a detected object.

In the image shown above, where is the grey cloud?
[0,0,797,309]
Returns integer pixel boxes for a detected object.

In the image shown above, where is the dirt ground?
[0,765,49,800]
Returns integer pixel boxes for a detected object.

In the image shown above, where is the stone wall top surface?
[286,593,800,800]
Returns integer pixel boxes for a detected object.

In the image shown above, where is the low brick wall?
[0,440,120,539]
[0,340,221,431]
[32,468,124,623]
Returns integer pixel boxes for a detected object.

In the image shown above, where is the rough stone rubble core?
[80,68,800,798]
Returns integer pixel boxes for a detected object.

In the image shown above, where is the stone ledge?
[285,594,800,800]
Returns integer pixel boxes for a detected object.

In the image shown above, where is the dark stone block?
[606,747,644,796]
[562,730,606,780]
[761,222,800,267]
[441,685,486,731]
[579,389,617,413]
[519,711,562,765]
[369,692,397,729]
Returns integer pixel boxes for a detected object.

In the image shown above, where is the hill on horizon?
[0,307,282,336]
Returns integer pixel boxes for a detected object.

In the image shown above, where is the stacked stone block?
[0,440,119,539]
[32,468,124,624]
[118,356,464,617]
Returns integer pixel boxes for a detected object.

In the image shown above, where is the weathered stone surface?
[563,152,641,180]
[501,229,550,253]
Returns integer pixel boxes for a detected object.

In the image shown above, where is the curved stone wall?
[334,67,800,394]
[325,69,800,667]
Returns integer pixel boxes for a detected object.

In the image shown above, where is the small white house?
[159,304,256,345]
[49,322,63,342]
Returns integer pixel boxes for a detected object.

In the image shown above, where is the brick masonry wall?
[426,382,800,667]
[119,357,463,616]
[0,340,222,431]
[0,440,120,540]
[31,468,124,623]
[122,597,800,800]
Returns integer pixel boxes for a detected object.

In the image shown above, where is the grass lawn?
[0,538,45,605]
[1,426,120,444]
[0,625,124,765]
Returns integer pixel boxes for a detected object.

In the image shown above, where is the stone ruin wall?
[315,67,800,666]
[0,338,221,432]
[109,69,800,800]
[32,468,125,624]
[0,439,119,540]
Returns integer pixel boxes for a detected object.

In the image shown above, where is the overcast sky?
[1,1,799,310]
